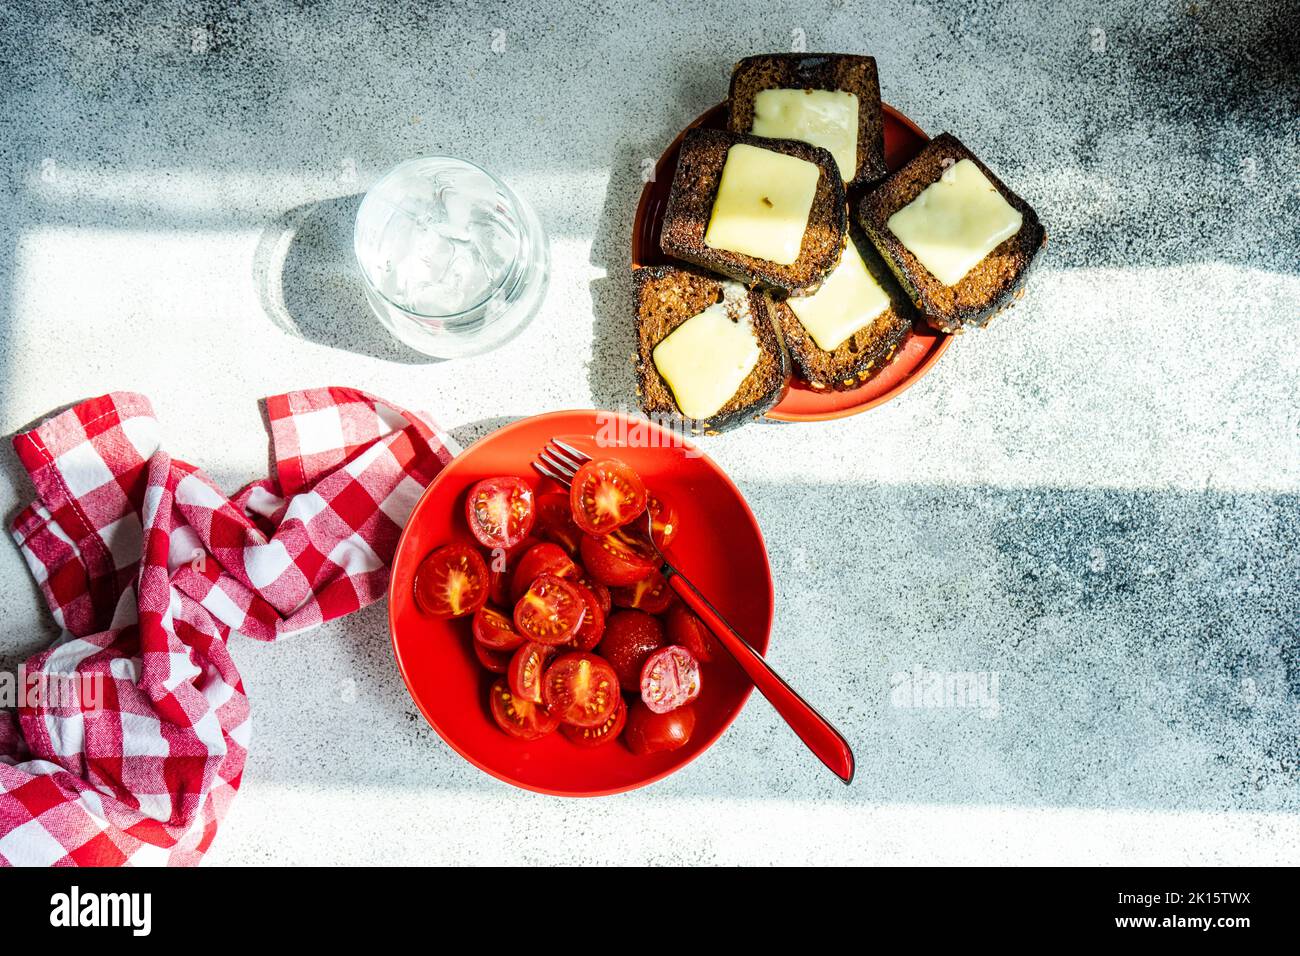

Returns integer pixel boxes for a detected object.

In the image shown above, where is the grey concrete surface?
[0,0,1296,864]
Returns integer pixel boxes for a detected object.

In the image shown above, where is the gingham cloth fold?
[0,389,453,865]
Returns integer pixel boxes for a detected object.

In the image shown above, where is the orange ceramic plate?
[388,410,773,796]
[631,102,951,422]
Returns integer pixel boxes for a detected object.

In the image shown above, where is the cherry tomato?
[624,701,695,755]
[640,645,701,714]
[665,603,717,663]
[577,576,612,615]
[579,529,657,587]
[611,571,673,614]
[488,567,511,607]
[534,492,583,555]
[474,640,512,673]
[562,698,626,748]
[489,678,558,740]
[514,573,586,645]
[597,610,664,688]
[569,459,647,536]
[486,536,536,606]
[472,605,526,651]
[647,494,679,550]
[414,544,489,619]
[508,642,555,704]
[542,653,621,728]
[571,582,606,651]
[465,478,534,550]
[510,542,579,602]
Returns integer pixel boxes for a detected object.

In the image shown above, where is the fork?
[535,438,855,784]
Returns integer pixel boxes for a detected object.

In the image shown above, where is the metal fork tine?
[543,444,584,474]
[539,449,578,479]
[534,437,592,490]
[532,460,570,486]
[550,439,591,464]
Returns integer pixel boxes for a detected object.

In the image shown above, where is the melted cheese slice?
[886,158,1023,286]
[704,144,819,265]
[652,291,760,420]
[787,242,890,351]
[750,88,859,182]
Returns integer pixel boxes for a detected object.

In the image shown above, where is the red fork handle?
[663,565,855,784]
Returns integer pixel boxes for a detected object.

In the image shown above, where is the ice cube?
[465,205,518,278]
[384,230,455,307]
[440,241,493,311]
[440,186,472,239]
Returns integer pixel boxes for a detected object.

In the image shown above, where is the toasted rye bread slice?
[772,226,915,390]
[727,53,887,189]
[659,128,847,296]
[634,265,790,434]
[857,132,1046,332]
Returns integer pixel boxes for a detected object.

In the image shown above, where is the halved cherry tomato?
[579,529,657,586]
[474,640,512,673]
[647,494,679,550]
[542,653,621,728]
[472,605,526,651]
[640,645,701,714]
[597,610,664,688]
[414,544,489,619]
[489,678,558,740]
[665,603,716,663]
[514,573,586,645]
[611,571,672,614]
[508,641,555,704]
[571,582,606,651]
[486,536,536,606]
[562,697,626,748]
[569,459,647,536]
[510,542,579,602]
[534,492,583,555]
[465,478,534,550]
[578,576,612,615]
[624,701,695,755]
[488,567,511,607]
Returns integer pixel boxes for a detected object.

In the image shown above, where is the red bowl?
[632,102,952,422]
[388,410,774,796]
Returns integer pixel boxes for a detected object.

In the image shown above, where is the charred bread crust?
[772,228,915,390]
[856,132,1046,332]
[634,264,791,434]
[659,128,847,296]
[726,52,888,189]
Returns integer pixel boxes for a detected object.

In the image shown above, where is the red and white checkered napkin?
[0,388,453,865]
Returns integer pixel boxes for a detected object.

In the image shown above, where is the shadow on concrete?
[252,195,439,365]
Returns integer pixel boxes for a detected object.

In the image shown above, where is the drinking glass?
[353,157,549,358]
